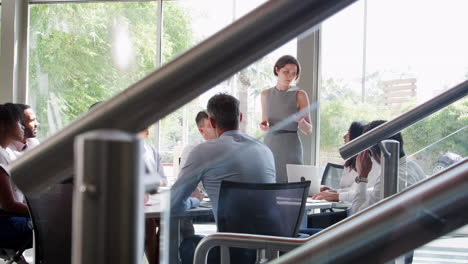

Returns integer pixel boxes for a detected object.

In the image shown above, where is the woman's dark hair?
[0,103,23,139]
[344,121,368,170]
[364,120,406,158]
[273,55,301,80]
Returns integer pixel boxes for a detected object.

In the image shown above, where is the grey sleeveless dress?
[264,87,303,183]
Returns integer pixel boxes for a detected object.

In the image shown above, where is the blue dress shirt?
[170,130,276,218]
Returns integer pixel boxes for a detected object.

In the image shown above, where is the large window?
[320,0,468,167]
[29,2,159,138]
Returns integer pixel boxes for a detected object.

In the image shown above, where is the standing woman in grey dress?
[260,55,312,183]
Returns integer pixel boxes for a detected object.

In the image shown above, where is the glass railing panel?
[398,98,467,191]
[395,223,468,264]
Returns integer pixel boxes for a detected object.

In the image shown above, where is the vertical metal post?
[72,130,144,264]
[379,139,400,199]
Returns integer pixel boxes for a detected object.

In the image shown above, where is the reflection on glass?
[28,2,158,139]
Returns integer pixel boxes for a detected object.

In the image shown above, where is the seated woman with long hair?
[314,121,372,202]
[0,103,32,243]
[301,121,370,232]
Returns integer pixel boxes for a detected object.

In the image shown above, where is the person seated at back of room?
[314,121,373,204]
[351,120,407,214]
[138,126,166,264]
[170,93,276,264]
[304,121,370,229]
[178,111,218,241]
[301,120,406,236]
[179,110,217,168]
[0,104,33,244]
[7,103,40,156]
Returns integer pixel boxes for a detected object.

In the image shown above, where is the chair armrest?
[194,233,309,264]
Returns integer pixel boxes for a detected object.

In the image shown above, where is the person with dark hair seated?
[303,121,370,230]
[7,104,40,156]
[301,120,406,236]
[314,121,372,204]
[351,120,407,214]
[0,104,32,246]
[171,93,276,264]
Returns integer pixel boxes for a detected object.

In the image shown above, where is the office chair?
[26,183,73,264]
[320,162,344,190]
[216,180,310,263]
[0,212,32,264]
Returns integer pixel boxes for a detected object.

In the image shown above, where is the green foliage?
[320,99,393,151]
[29,2,193,138]
[403,99,468,156]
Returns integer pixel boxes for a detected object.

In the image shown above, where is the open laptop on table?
[286,164,320,197]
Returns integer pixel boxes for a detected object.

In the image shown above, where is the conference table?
[144,193,349,264]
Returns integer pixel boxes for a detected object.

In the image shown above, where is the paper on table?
[145,194,162,206]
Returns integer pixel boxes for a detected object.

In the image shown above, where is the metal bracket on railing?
[379,140,400,199]
[72,130,144,264]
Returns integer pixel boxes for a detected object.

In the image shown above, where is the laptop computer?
[286,164,320,196]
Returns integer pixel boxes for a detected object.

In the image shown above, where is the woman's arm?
[260,90,269,131]
[295,90,312,135]
[0,168,29,216]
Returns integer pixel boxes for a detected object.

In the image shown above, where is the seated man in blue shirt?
[171,93,276,263]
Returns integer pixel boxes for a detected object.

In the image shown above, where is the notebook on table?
[286,164,320,196]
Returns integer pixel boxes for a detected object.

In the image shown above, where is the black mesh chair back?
[217,180,310,238]
[26,183,73,264]
[321,163,344,190]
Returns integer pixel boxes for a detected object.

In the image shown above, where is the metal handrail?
[267,159,467,264]
[192,160,468,264]
[339,80,468,160]
[11,0,358,195]
[194,233,308,264]
[194,160,468,263]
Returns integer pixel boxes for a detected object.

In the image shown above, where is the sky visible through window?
[322,0,468,102]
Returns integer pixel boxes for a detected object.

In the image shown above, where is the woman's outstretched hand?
[293,114,312,135]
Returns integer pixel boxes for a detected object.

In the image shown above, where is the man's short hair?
[14,104,31,123]
[15,104,31,112]
[364,120,405,158]
[207,93,240,131]
[195,111,209,128]
[0,103,23,135]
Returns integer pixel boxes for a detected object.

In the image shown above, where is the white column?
[0,0,29,103]
[153,0,163,149]
[297,26,321,166]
